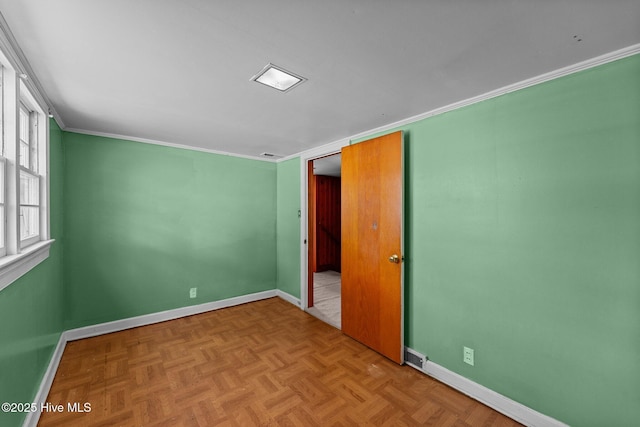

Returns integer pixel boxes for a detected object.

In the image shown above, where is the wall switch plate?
[463,346,474,366]
[189,287,197,299]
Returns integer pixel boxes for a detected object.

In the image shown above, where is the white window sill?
[0,239,55,292]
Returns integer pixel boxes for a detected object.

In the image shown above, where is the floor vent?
[405,347,427,371]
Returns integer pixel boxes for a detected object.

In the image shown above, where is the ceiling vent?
[259,152,283,159]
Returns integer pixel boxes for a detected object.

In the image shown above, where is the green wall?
[62,133,277,328]
[276,157,301,298]
[349,55,639,426]
[0,119,65,427]
[1,54,637,427]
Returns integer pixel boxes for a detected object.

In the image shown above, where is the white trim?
[345,44,640,147]
[64,127,277,163]
[297,44,640,313]
[294,45,638,424]
[64,290,277,341]
[0,239,53,292]
[23,289,286,427]
[404,347,568,427]
[299,156,308,309]
[297,140,348,309]
[0,157,6,258]
[282,43,640,164]
[275,289,301,308]
[22,334,67,427]
[0,5,637,167]
[24,291,566,427]
[279,137,348,163]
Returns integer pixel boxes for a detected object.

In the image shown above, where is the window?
[20,169,40,244]
[0,159,5,258]
[0,66,4,259]
[19,103,41,247]
[0,44,52,292]
[19,104,31,168]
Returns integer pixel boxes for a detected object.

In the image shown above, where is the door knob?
[388,254,400,264]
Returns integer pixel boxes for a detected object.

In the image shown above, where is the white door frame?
[298,138,349,310]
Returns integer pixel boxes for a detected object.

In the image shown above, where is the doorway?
[307,153,342,328]
[301,131,404,364]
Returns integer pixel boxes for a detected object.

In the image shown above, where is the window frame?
[19,102,31,169]
[17,94,44,249]
[0,45,53,293]
[0,157,6,258]
[19,166,41,247]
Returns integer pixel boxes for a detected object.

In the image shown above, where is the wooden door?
[341,131,404,364]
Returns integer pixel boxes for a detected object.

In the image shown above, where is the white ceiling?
[0,1,638,159]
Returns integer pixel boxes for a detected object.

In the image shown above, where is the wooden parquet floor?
[39,298,522,426]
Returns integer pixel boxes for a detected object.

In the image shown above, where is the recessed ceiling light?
[251,63,306,92]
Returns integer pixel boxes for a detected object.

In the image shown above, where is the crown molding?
[278,137,347,163]
[79,43,640,165]
[63,127,277,163]
[1,5,636,165]
[284,43,640,162]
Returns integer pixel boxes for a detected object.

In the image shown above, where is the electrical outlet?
[189,287,197,299]
[463,346,474,366]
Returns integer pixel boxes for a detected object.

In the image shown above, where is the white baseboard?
[275,289,301,308]
[22,334,67,427]
[64,290,277,341]
[23,290,279,427]
[28,295,566,427]
[404,347,568,427]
